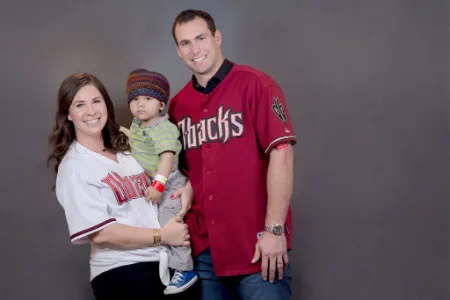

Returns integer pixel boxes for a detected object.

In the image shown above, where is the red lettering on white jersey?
[102,172,150,205]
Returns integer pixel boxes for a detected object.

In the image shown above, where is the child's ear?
[160,102,166,111]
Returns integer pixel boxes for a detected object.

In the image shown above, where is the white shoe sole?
[163,275,198,295]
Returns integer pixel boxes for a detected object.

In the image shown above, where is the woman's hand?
[160,216,190,247]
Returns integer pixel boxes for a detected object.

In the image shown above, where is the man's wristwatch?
[264,224,284,236]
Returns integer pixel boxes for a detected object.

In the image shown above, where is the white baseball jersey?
[55,141,170,284]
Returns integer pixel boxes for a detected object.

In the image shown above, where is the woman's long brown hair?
[47,73,130,175]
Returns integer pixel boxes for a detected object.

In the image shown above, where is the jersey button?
[203,108,208,113]
[211,220,215,224]
[208,195,213,200]
[206,169,211,175]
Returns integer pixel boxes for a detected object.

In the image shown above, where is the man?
[168,9,296,300]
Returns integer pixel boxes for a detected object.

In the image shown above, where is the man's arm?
[249,78,296,283]
[265,144,294,226]
[252,144,294,282]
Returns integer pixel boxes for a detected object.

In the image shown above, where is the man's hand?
[171,181,194,218]
[251,232,288,283]
[145,186,162,204]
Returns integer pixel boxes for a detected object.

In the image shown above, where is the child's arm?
[119,126,131,138]
[145,121,180,204]
[146,151,174,204]
[157,151,175,178]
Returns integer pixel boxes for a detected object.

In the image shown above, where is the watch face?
[273,225,284,235]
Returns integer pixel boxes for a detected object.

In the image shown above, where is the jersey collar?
[133,114,169,128]
[191,59,234,94]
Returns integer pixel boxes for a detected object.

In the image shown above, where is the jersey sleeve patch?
[264,136,296,154]
[271,96,288,124]
[252,82,296,154]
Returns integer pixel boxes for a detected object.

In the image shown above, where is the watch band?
[264,224,284,236]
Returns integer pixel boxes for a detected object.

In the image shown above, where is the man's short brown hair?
[172,9,217,44]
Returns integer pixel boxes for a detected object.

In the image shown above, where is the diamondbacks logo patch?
[271,97,287,123]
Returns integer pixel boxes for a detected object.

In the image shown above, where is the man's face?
[174,17,223,78]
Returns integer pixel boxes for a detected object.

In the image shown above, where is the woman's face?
[67,84,108,141]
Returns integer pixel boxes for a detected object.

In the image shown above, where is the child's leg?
[159,171,198,295]
[158,171,193,271]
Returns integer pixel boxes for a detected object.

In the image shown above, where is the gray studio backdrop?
[0,0,448,299]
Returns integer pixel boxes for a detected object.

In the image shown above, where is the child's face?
[129,96,164,122]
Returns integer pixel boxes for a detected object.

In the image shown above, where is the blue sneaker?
[163,270,198,295]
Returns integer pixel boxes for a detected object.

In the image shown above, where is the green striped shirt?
[129,115,182,177]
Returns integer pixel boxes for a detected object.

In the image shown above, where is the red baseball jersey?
[168,59,296,276]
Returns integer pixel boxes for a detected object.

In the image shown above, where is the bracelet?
[153,228,161,246]
[154,174,168,185]
[152,180,165,192]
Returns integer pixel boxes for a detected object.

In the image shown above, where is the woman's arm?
[89,216,189,249]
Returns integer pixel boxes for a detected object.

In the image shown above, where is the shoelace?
[170,272,184,285]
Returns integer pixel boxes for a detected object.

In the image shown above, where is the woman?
[48,72,192,300]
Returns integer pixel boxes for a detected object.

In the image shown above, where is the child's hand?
[119,126,131,137]
[145,186,162,204]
